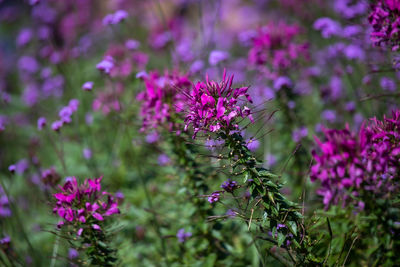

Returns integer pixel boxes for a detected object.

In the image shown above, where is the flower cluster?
[53,177,120,235]
[208,192,221,204]
[248,22,309,71]
[311,110,400,209]
[137,71,191,132]
[183,71,253,138]
[51,99,79,131]
[220,179,238,193]
[369,0,400,51]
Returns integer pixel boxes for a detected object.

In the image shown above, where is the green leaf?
[286,221,297,236]
[277,231,285,247]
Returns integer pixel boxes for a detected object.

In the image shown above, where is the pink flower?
[137,71,191,132]
[53,176,120,235]
[183,70,253,138]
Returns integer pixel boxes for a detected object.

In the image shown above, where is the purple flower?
[208,192,221,203]
[82,81,94,91]
[221,179,238,193]
[248,22,309,70]
[313,18,342,38]
[18,56,39,73]
[190,60,204,73]
[8,165,16,173]
[0,186,11,217]
[209,50,230,66]
[83,148,92,160]
[292,126,308,142]
[380,77,396,92]
[96,57,114,74]
[16,28,33,47]
[37,117,46,130]
[344,44,365,61]
[51,120,63,131]
[176,228,192,243]
[125,39,140,50]
[157,154,170,166]
[0,235,10,246]
[103,10,128,25]
[273,76,292,90]
[321,110,337,123]
[247,138,260,151]
[68,248,79,259]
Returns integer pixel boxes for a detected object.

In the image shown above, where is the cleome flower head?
[183,70,253,138]
[368,0,400,51]
[248,22,309,71]
[137,71,191,133]
[311,110,400,209]
[53,177,120,235]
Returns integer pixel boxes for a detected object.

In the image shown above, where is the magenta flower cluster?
[369,0,400,51]
[184,71,253,138]
[248,22,309,71]
[53,177,120,235]
[311,110,400,209]
[137,71,191,132]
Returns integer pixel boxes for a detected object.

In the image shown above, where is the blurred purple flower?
[145,132,159,144]
[221,179,238,193]
[96,57,114,74]
[189,60,204,73]
[209,50,229,66]
[37,117,46,130]
[68,248,79,259]
[321,110,337,123]
[51,120,63,131]
[157,154,170,166]
[82,81,94,91]
[247,138,260,151]
[273,76,292,90]
[380,77,396,92]
[16,28,33,47]
[18,56,39,73]
[83,148,92,160]
[313,18,342,38]
[176,228,192,243]
[125,39,140,50]
[292,126,308,142]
